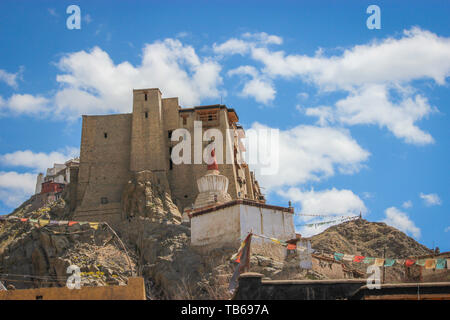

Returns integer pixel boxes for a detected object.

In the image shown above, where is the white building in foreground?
[186,149,295,249]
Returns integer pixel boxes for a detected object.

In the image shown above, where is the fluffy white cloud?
[0,148,79,209]
[282,187,366,238]
[279,187,367,217]
[251,28,450,89]
[53,40,222,119]
[0,68,22,88]
[306,84,435,145]
[419,192,442,206]
[247,122,370,190]
[1,39,223,120]
[0,147,78,173]
[0,171,36,208]
[213,32,282,56]
[402,200,413,209]
[383,206,421,238]
[217,28,450,144]
[228,66,275,104]
[0,94,50,116]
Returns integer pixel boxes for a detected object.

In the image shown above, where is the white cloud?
[0,68,22,88]
[305,84,435,145]
[53,41,223,119]
[251,28,450,89]
[279,187,367,217]
[0,147,78,173]
[213,32,282,56]
[248,122,370,190]
[213,38,250,55]
[0,94,50,116]
[0,148,79,209]
[218,27,450,144]
[0,171,36,208]
[445,226,450,232]
[228,66,275,104]
[283,187,366,238]
[419,192,442,206]
[402,200,413,209]
[1,39,223,120]
[383,206,421,238]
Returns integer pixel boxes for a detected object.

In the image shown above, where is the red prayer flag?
[68,221,78,227]
[20,218,28,222]
[405,259,416,267]
[353,255,365,263]
[287,243,297,250]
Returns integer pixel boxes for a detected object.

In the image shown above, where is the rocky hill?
[0,172,440,298]
[310,218,433,283]
[310,218,432,258]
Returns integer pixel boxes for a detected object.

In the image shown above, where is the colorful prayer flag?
[334,253,344,261]
[89,222,99,230]
[68,221,78,227]
[286,243,296,250]
[384,259,395,267]
[405,259,416,267]
[39,219,49,227]
[343,254,354,262]
[425,259,436,269]
[416,259,426,267]
[374,258,385,267]
[229,233,252,291]
[396,259,405,266]
[436,259,446,270]
[353,255,365,263]
[363,257,375,264]
[20,218,28,222]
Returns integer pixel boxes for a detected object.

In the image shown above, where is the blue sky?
[0,1,448,251]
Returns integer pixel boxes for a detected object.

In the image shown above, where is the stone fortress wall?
[73,88,264,224]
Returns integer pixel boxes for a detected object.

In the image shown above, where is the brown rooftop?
[187,199,294,218]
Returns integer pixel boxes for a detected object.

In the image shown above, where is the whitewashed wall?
[191,203,296,248]
[239,204,295,243]
[191,205,241,248]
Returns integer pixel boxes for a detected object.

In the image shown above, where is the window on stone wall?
[198,111,218,122]
[144,93,148,101]
[104,132,108,139]
[145,111,148,118]
[182,116,187,125]
[168,130,173,139]
[169,147,173,170]
[101,197,108,204]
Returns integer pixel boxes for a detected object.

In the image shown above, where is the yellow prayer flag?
[425,259,437,269]
[39,219,49,227]
[89,222,99,230]
[374,258,385,267]
[270,238,281,244]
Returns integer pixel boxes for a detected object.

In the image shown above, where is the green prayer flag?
[334,253,344,261]
[436,259,446,270]
[384,258,395,267]
[363,257,375,264]
[416,259,426,266]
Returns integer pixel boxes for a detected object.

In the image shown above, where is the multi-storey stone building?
[73,88,265,224]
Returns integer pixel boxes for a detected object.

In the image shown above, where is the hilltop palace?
[33,88,296,248]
